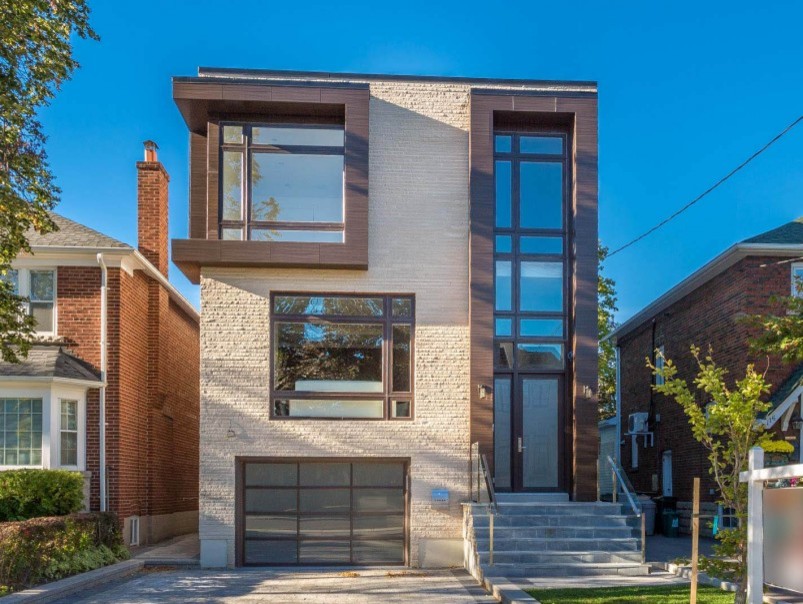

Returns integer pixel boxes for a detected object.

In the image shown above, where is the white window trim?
[0,382,86,471]
[791,263,803,297]
[6,267,58,336]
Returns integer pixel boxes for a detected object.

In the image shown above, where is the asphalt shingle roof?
[0,346,102,383]
[743,217,803,246]
[26,213,131,250]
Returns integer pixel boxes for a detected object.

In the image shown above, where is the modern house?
[0,147,200,546]
[609,218,803,532]
[171,67,608,570]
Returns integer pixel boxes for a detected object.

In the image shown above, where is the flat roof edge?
[192,66,598,90]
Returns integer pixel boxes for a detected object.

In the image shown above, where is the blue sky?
[40,0,803,321]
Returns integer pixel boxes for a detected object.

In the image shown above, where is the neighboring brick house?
[610,218,803,531]
[170,68,600,568]
[0,146,200,545]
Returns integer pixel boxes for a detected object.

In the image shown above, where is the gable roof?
[609,218,803,344]
[0,345,102,385]
[761,363,803,428]
[26,213,131,250]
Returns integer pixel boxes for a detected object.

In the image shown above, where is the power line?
[608,114,803,258]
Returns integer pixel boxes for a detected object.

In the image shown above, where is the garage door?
[238,459,408,566]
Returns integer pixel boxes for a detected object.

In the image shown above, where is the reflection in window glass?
[495,342,514,369]
[29,271,54,333]
[495,135,512,152]
[520,236,562,255]
[517,343,564,370]
[520,162,563,229]
[222,125,243,144]
[495,235,512,254]
[251,228,343,243]
[1,269,18,295]
[252,126,344,147]
[793,265,803,297]
[392,325,411,392]
[251,154,343,223]
[520,262,563,312]
[391,400,411,419]
[222,151,243,221]
[274,322,383,392]
[274,296,384,316]
[60,400,78,466]
[519,136,563,155]
[392,298,412,317]
[273,399,384,418]
[520,318,564,338]
[221,228,243,241]
[495,161,512,228]
[1,398,43,466]
[495,261,512,311]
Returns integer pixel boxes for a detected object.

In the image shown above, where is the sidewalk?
[130,533,200,566]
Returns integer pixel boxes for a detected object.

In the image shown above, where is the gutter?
[97,253,108,512]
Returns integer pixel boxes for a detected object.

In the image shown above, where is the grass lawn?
[528,584,735,604]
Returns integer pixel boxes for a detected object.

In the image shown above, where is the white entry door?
[662,450,673,497]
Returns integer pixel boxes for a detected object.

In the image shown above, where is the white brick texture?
[199,81,475,567]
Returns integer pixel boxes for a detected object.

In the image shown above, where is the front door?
[494,374,564,491]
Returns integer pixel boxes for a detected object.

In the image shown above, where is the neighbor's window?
[219,123,345,243]
[0,398,43,466]
[1,268,56,333]
[792,263,803,297]
[60,400,78,466]
[272,295,413,419]
[654,345,665,387]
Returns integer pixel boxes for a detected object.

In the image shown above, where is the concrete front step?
[481,562,651,578]
[495,492,569,503]
[474,537,640,552]
[473,526,637,540]
[471,514,637,528]
[478,550,644,565]
[495,503,627,516]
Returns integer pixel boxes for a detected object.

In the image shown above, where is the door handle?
[518,437,526,453]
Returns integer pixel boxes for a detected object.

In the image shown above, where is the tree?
[0,1,97,362]
[598,243,619,419]
[745,278,803,363]
[651,346,793,602]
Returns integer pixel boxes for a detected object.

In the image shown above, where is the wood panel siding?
[172,80,370,282]
[469,89,598,501]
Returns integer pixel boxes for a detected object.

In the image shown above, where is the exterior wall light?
[477,384,490,400]
[226,420,236,439]
[791,412,803,432]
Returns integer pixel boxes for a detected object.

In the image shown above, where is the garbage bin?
[662,509,680,537]
[654,496,678,535]
[640,496,656,536]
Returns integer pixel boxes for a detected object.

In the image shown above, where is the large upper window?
[271,295,414,419]
[0,398,43,466]
[219,123,345,243]
[1,269,56,333]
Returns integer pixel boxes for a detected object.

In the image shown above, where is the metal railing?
[471,442,498,565]
[606,455,646,564]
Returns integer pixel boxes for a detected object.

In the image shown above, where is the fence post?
[747,447,764,604]
[691,477,700,604]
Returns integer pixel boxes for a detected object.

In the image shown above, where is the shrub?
[0,469,84,521]
[0,512,128,594]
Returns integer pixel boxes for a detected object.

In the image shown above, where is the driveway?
[54,567,496,603]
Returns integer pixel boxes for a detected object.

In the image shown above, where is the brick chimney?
[137,140,169,277]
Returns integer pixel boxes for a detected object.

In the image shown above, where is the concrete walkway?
[53,567,497,603]
[646,534,716,563]
[131,533,200,566]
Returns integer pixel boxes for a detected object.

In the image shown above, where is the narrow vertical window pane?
[520,262,563,312]
[495,161,512,228]
[30,271,54,301]
[222,151,243,221]
[495,261,512,311]
[520,162,563,229]
[1,269,18,295]
[392,325,411,392]
[493,377,512,489]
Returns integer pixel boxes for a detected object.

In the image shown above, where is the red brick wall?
[53,263,199,531]
[618,256,797,503]
[137,161,169,278]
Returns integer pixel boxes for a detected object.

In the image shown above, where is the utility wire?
[608,114,803,258]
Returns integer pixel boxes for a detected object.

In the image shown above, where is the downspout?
[97,253,108,512]
[615,345,622,464]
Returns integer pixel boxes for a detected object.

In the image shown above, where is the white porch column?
[747,446,764,604]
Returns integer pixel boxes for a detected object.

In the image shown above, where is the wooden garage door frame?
[235,457,410,567]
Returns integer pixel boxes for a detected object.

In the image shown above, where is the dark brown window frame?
[235,457,410,567]
[171,80,369,283]
[492,129,571,375]
[218,122,346,242]
[269,293,415,421]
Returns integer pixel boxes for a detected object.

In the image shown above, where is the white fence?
[739,447,803,604]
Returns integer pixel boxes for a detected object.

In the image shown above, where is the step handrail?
[606,454,646,565]
[471,442,498,565]
[480,453,498,514]
[606,455,641,516]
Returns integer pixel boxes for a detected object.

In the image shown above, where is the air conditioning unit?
[628,412,649,435]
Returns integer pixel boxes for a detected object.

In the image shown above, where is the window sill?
[172,238,368,283]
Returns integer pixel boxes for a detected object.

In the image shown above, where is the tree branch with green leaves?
[598,243,619,419]
[0,0,97,362]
